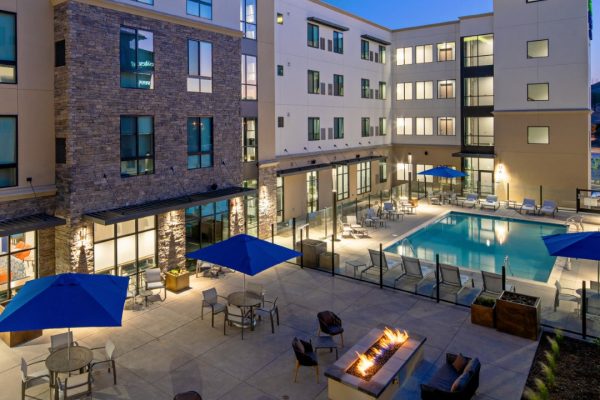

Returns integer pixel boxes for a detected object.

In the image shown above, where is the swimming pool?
[384,212,567,282]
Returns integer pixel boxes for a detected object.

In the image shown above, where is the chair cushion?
[452,353,468,373]
[463,358,481,376]
[450,371,471,392]
[147,282,164,290]
[428,363,459,390]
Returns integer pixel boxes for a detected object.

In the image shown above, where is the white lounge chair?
[394,256,434,292]
[481,271,514,298]
[480,195,499,211]
[539,200,558,217]
[346,216,368,237]
[435,264,474,302]
[519,198,536,214]
[361,249,401,278]
[462,194,478,208]
[554,280,580,314]
[144,268,166,301]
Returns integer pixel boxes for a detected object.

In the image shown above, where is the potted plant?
[496,291,541,340]
[0,301,43,347]
[471,296,496,328]
[165,267,190,293]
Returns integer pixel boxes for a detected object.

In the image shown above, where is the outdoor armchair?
[256,297,279,334]
[420,353,480,400]
[246,282,265,306]
[201,288,227,327]
[20,357,50,400]
[539,200,558,217]
[49,332,78,353]
[519,198,536,215]
[554,280,580,313]
[54,372,92,400]
[346,215,368,237]
[481,271,514,298]
[317,310,344,347]
[224,305,252,339]
[480,195,499,211]
[144,268,166,301]
[292,337,319,383]
[90,339,117,385]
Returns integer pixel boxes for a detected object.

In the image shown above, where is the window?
[396,47,412,66]
[333,31,344,54]
[277,116,284,128]
[308,70,320,94]
[276,177,283,222]
[437,42,455,61]
[361,40,370,60]
[334,117,344,139]
[463,157,495,195]
[416,164,434,183]
[397,163,413,181]
[120,116,154,177]
[0,12,16,84]
[307,23,319,48]
[0,230,38,301]
[333,74,344,96]
[120,27,154,89]
[464,77,494,106]
[93,217,156,291]
[240,0,257,39]
[0,116,17,188]
[241,54,257,100]
[187,0,212,19]
[438,80,456,99]
[187,117,213,169]
[308,117,320,141]
[185,201,230,250]
[243,118,257,162]
[306,171,318,213]
[276,13,284,24]
[243,180,258,236]
[55,40,66,67]
[396,117,413,135]
[396,83,413,100]
[361,79,370,99]
[277,65,284,76]
[416,81,433,100]
[463,34,494,67]
[379,82,387,100]
[379,118,387,135]
[361,117,370,137]
[357,162,371,194]
[187,40,212,93]
[379,45,387,64]
[465,117,494,146]
[527,39,548,58]
[56,138,66,164]
[527,83,549,101]
[415,45,433,64]
[379,162,388,183]
[438,117,455,136]
[528,126,549,144]
[415,118,433,135]
[333,165,349,200]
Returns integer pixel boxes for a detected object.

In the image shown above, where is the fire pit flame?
[350,328,409,380]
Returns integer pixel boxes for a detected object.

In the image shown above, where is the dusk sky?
[325,0,600,83]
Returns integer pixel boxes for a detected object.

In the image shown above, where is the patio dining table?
[46,346,93,385]
[228,291,263,330]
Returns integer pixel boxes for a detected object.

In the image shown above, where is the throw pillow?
[464,358,481,375]
[450,372,471,392]
[452,353,468,373]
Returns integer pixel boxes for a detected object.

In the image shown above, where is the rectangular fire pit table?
[325,326,426,400]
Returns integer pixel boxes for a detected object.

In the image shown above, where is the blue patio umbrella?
[543,232,600,292]
[418,166,467,192]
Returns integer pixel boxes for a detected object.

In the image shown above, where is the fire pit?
[325,326,426,400]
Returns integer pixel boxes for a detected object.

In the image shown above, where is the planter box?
[165,272,190,293]
[496,291,541,340]
[0,303,42,347]
[295,239,327,268]
[471,301,495,329]
[319,252,339,271]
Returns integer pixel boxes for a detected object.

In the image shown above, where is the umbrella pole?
[597,260,599,294]
[68,327,71,361]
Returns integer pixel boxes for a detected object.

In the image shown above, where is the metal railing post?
[368,194,371,209]
[271,223,274,244]
[355,198,358,219]
[300,229,304,269]
[582,280,587,339]
[539,185,543,205]
[502,265,506,291]
[408,172,413,200]
[292,218,296,250]
[332,191,338,241]
[331,235,335,277]
[506,183,510,203]
[379,243,383,289]
[436,254,440,303]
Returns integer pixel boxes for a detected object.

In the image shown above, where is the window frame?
[527,83,549,102]
[243,118,257,162]
[120,26,155,90]
[379,117,387,136]
[437,42,455,62]
[396,117,413,136]
[333,74,344,96]
[0,115,17,188]
[527,39,549,59]
[187,0,213,20]
[307,23,320,48]
[187,39,213,93]
[527,126,550,144]
[306,171,319,213]
[396,82,413,101]
[308,117,320,141]
[356,161,371,195]
[241,54,257,100]
[438,117,456,136]
[120,115,155,177]
[240,0,257,40]
[361,117,370,137]
[379,81,387,100]
[437,79,456,99]
[0,230,38,300]
[0,11,16,84]
[334,165,349,200]
[415,117,434,136]
[379,162,388,183]
[361,78,370,99]
[415,44,433,64]
[333,117,344,139]
[415,81,433,100]
[308,70,320,94]
[361,40,370,60]
[187,116,214,170]
[333,31,344,54]
[396,47,413,66]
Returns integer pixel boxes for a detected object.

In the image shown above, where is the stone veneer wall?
[158,211,186,271]
[53,1,243,272]
[258,167,277,239]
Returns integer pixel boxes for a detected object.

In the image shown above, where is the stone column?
[55,220,94,275]
[258,166,277,240]
[158,211,186,271]
[229,197,246,236]
[37,228,56,278]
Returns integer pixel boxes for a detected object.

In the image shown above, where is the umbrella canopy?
[417,166,467,179]
[186,234,301,276]
[0,273,129,332]
[543,232,600,261]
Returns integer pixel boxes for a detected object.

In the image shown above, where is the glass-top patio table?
[46,346,93,385]
[228,291,262,330]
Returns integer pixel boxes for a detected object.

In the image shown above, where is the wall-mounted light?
[408,152,413,165]
[78,226,88,246]
[496,163,508,183]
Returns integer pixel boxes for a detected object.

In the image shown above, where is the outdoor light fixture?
[78,226,88,246]
[496,163,508,183]
[408,153,413,164]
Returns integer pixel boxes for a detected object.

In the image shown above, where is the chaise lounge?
[538,200,558,217]
[461,194,478,208]
[519,198,536,215]
[480,195,499,211]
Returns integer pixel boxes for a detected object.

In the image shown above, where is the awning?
[307,17,349,32]
[361,34,391,46]
[0,214,66,237]
[452,152,497,159]
[331,155,386,166]
[277,164,331,177]
[84,187,256,225]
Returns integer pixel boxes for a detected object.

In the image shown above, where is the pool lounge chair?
[480,195,499,211]
[394,256,434,293]
[481,271,514,298]
[519,198,536,214]
[461,194,478,208]
[539,200,558,217]
[361,249,401,278]
[434,264,474,303]
[346,216,368,237]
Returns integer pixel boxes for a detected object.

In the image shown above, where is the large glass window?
[333,165,349,200]
[308,70,320,94]
[361,117,370,137]
[416,81,433,100]
[240,0,257,40]
[120,27,154,89]
[241,54,257,100]
[437,80,456,99]
[188,117,213,169]
[438,117,455,136]
[0,231,36,301]
[415,44,433,63]
[527,83,549,101]
[379,118,387,136]
[396,47,412,66]
[379,162,388,183]
[276,177,283,223]
[527,39,548,58]
[0,116,17,188]
[120,116,154,177]
[463,34,494,67]
[415,118,433,136]
[361,79,370,99]
[0,12,16,83]
[243,118,257,162]
[186,201,230,252]
[333,31,344,54]
[396,117,413,135]
[396,163,412,181]
[308,117,320,141]
[396,83,413,100]
[361,40,370,60]
[379,81,387,100]
[357,162,371,195]
[244,180,258,237]
[187,0,212,19]
[379,45,387,64]
[306,171,318,213]
[307,23,319,48]
[416,164,433,183]
[93,217,156,291]
[464,117,494,146]
[187,40,212,93]
[437,42,455,62]
[464,77,494,106]
[334,117,344,139]
[463,157,495,195]
[333,74,344,96]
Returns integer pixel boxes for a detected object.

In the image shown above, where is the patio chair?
[55,372,91,400]
[346,215,368,237]
[174,392,203,400]
[462,194,478,208]
[20,357,50,400]
[317,311,344,347]
[364,208,381,227]
[201,288,227,327]
[125,279,137,308]
[292,337,319,383]
[394,256,434,293]
[144,268,166,301]
[421,353,480,400]
[246,282,265,306]
[361,249,402,278]
[519,198,536,214]
[383,202,394,218]
[49,331,78,353]
[90,339,117,385]
[224,305,252,339]
[591,281,600,292]
[195,260,213,278]
[340,222,355,238]
[481,271,514,298]
[554,280,580,313]
[428,192,441,206]
[435,264,474,303]
[480,195,500,211]
[256,297,279,334]
[539,200,558,217]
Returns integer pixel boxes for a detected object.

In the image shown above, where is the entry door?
[479,171,494,195]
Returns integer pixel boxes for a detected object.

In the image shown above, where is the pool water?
[384,212,567,282]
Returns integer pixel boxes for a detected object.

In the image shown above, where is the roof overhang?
[331,155,386,166]
[307,17,349,32]
[0,214,66,237]
[277,164,331,177]
[452,152,497,159]
[360,34,391,46]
